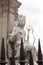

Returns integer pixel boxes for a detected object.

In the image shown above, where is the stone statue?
[7,15,26,57]
[7,15,37,65]
[8,15,26,43]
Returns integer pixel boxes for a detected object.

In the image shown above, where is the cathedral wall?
[0,11,8,57]
[0,7,2,55]
[8,12,16,34]
[8,9,18,34]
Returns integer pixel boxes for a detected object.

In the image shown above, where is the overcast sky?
[18,0,43,53]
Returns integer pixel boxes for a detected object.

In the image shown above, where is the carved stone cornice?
[0,0,21,15]
[0,0,21,8]
[10,0,21,8]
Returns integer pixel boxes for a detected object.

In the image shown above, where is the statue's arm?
[8,29,19,42]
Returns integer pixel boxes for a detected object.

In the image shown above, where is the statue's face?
[18,15,25,26]
[19,20,25,26]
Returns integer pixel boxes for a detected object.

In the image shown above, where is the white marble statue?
[8,15,26,43]
[8,15,26,57]
[7,15,37,65]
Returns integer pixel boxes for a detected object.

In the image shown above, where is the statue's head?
[18,15,26,28]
